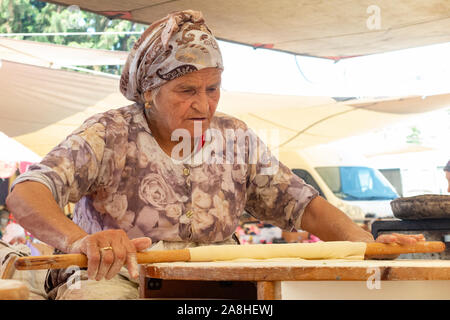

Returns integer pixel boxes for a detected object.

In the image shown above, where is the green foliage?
[0,0,147,74]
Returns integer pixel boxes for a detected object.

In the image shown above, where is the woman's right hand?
[68,229,152,281]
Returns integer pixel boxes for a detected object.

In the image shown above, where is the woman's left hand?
[367,233,426,259]
[375,233,425,245]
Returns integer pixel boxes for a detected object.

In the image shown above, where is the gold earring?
[145,101,151,109]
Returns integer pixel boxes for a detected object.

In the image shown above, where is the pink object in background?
[302,234,322,243]
[0,161,17,178]
[2,222,26,244]
[19,161,34,174]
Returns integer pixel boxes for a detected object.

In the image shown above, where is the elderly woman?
[6,10,423,300]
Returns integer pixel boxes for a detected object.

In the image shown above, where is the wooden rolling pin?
[15,241,446,270]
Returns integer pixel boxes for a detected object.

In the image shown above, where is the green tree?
[0,0,147,74]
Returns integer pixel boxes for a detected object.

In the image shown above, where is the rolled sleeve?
[11,165,63,206]
[11,121,106,209]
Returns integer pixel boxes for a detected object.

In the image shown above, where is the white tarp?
[0,131,41,178]
[0,37,128,67]
[1,59,449,157]
[39,0,450,58]
[0,39,449,156]
[0,131,41,163]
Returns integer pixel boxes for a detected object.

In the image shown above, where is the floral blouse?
[12,104,318,243]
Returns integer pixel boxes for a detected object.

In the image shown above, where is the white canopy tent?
[39,0,450,59]
[0,131,41,179]
[0,39,449,157]
[0,37,128,68]
[1,58,449,157]
[0,131,41,163]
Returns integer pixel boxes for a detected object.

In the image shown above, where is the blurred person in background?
[444,160,450,193]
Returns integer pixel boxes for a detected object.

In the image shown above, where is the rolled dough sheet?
[188,241,367,262]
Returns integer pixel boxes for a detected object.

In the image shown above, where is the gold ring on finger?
[100,246,113,252]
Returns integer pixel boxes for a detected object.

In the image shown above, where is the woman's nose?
[192,91,209,113]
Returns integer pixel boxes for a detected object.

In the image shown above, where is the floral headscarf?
[120,10,224,105]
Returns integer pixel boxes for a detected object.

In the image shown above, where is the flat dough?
[188,241,367,262]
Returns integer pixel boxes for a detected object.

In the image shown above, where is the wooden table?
[140,259,450,299]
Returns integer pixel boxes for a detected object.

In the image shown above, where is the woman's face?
[145,67,222,139]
